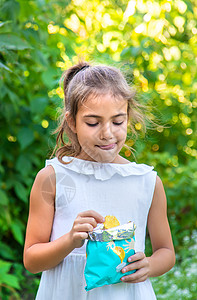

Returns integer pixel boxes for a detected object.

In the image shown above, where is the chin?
[79,146,120,163]
[93,152,117,163]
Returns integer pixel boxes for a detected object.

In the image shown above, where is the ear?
[65,112,77,133]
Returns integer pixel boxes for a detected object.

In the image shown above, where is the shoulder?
[147,175,168,232]
[154,175,165,196]
[35,165,55,184]
[32,165,56,200]
[150,175,167,210]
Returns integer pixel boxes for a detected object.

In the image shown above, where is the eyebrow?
[83,113,127,119]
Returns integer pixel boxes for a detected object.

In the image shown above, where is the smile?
[96,143,116,150]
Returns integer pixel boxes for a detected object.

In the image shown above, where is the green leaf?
[0,242,15,260]
[121,46,141,59]
[0,62,12,72]
[120,47,131,59]
[0,260,11,275]
[0,189,9,205]
[10,221,24,245]
[0,164,4,173]
[14,182,27,202]
[130,47,141,57]
[1,0,20,21]
[7,89,20,111]
[0,260,20,288]
[16,155,32,176]
[34,50,48,67]
[0,33,32,51]
[30,96,48,114]
[0,20,12,28]
[41,67,58,88]
[17,128,34,150]
[0,273,20,289]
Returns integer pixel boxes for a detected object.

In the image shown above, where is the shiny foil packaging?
[88,221,136,242]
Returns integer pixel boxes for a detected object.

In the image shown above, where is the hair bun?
[63,62,90,90]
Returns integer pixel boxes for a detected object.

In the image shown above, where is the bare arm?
[23,166,104,274]
[146,175,176,277]
[121,175,176,282]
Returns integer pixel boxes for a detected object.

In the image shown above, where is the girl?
[23,62,175,299]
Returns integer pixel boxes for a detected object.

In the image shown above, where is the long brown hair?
[52,62,145,163]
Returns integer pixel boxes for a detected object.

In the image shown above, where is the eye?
[113,121,124,126]
[86,123,98,127]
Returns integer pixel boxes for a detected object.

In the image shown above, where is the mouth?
[96,143,116,150]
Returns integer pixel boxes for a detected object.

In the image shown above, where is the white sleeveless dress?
[35,156,157,300]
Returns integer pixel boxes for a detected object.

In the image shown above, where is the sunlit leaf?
[0,260,11,275]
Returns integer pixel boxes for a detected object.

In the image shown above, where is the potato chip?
[113,246,125,263]
[104,215,120,229]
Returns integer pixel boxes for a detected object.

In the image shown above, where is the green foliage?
[0,0,196,298]
[151,231,197,299]
[0,260,20,289]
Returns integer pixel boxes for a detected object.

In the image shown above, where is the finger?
[76,217,98,228]
[122,262,136,273]
[74,232,88,240]
[78,210,104,223]
[131,275,148,283]
[122,259,148,275]
[121,269,147,283]
[78,210,105,223]
[74,223,94,233]
[121,273,147,283]
[128,252,145,263]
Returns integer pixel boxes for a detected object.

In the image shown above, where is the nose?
[99,123,113,140]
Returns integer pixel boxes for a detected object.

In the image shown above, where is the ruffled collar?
[46,156,154,181]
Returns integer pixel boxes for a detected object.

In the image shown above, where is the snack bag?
[84,217,136,291]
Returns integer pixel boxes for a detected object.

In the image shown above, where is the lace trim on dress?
[45,156,154,181]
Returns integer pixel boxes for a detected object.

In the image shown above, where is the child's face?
[73,93,128,163]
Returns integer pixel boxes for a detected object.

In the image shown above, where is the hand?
[121,252,150,283]
[69,210,104,249]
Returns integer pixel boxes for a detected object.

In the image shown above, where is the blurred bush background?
[0,0,196,298]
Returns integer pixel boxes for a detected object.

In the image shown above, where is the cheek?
[78,126,95,143]
[115,125,127,138]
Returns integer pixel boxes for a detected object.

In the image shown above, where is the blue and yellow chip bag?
[84,221,136,291]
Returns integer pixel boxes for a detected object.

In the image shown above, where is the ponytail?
[62,62,90,96]
[51,62,91,162]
